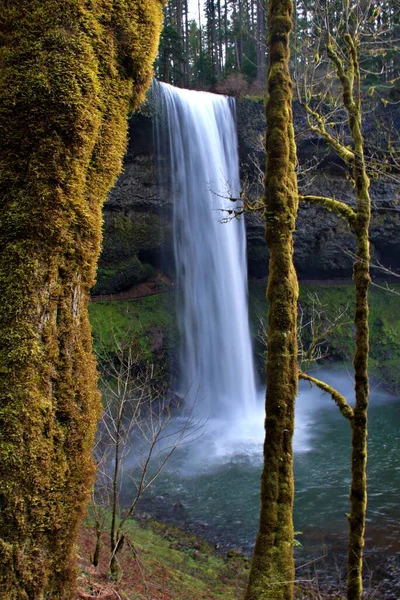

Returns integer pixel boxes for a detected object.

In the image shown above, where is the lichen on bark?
[300,29,372,600]
[0,1,163,598]
[245,1,299,599]
[330,33,371,600]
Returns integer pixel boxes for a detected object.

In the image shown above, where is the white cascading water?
[154,82,259,431]
[154,82,318,457]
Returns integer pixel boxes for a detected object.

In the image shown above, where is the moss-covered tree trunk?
[245,1,299,599]
[348,120,370,600]
[300,30,371,600]
[328,34,371,600]
[0,1,163,598]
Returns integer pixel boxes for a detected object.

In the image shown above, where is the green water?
[137,370,400,555]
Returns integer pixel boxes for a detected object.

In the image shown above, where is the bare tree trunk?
[198,0,204,86]
[110,402,122,580]
[93,524,102,568]
[256,0,267,84]
[184,0,190,86]
[239,0,243,70]
[176,0,184,86]
[217,0,223,80]
[224,0,229,74]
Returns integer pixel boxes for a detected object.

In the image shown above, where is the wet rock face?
[245,174,400,280]
[97,103,399,293]
[95,114,174,294]
[236,98,400,280]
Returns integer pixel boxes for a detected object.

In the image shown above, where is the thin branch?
[299,371,354,421]
[299,194,357,225]
[302,103,356,166]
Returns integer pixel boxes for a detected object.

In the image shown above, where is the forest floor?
[76,519,351,600]
[76,519,249,600]
[77,518,400,600]
[77,519,400,600]
[76,508,400,600]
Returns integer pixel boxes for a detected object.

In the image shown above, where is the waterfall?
[154,82,258,425]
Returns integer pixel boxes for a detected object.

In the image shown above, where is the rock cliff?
[94,99,399,294]
[237,97,400,279]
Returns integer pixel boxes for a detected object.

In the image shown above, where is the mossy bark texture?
[245,2,299,599]
[0,1,163,598]
[302,33,371,600]
[328,35,371,600]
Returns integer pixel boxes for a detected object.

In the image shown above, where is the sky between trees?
[188,0,204,21]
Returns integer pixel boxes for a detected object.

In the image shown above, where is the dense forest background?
[156,0,400,98]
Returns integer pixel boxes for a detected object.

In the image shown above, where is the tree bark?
[0,1,163,597]
[332,34,371,600]
[245,1,299,599]
[256,0,267,84]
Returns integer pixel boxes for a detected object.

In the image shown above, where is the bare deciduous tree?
[91,334,199,581]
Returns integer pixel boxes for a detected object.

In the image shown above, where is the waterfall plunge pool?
[129,368,400,561]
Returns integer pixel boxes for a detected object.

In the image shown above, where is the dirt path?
[91,277,174,303]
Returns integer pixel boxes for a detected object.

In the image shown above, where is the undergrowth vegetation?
[249,283,400,393]
[89,293,176,360]
[78,518,248,600]
[89,283,400,394]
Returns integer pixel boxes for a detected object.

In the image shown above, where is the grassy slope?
[89,283,400,392]
[88,292,177,360]
[78,520,248,600]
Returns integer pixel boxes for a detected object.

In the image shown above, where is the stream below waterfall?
[131,369,400,563]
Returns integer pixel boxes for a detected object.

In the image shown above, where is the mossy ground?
[78,518,248,600]
[89,292,177,360]
[78,517,340,600]
[249,281,400,394]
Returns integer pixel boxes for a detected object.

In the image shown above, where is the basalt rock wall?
[237,98,400,280]
[95,99,399,294]
[93,113,173,294]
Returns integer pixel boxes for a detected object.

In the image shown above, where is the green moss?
[89,293,177,361]
[249,282,400,394]
[83,515,247,600]
[101,213,168,264]
[96,213,170,293]
[94,258,155,295]
[0,1,164,597]
[245,2,298,599]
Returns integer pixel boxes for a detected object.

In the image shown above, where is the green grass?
[89,293,177,359]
